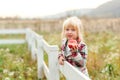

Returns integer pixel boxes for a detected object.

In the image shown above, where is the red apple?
[68,39,78,49]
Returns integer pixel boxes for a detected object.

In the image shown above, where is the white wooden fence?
[0,29,26,44]
[0,28,91,80]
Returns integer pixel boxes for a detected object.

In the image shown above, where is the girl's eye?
[66,29,69,31]
[72,29,75,31]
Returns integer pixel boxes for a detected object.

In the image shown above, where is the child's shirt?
[59,38,88,74]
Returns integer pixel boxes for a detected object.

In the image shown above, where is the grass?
[0,44,37,80]
[85,32,120,80]
[40,31,120,80]
[0,34,25,39]
[0,31,120,80]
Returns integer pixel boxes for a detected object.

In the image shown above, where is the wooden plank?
[59,62,91,80]
[0,39,25,44]
[43,62,49,79]
[0,29,26,34]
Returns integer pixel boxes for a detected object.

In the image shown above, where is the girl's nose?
[68,30,72,33]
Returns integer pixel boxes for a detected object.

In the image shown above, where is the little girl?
[58,16,89,77]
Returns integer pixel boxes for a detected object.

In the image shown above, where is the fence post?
[48,46,60,80]
[31,36,37,60]
[26,28,32,51]
[30,33,35,60]
[37,37,44,79]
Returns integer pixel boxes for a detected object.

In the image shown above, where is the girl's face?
[64,27,78,40]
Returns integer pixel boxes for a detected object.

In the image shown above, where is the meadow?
[0,17,120,80]
[40,31,120,80]
[0,44,37,80]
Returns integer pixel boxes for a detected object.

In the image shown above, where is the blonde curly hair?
[61,16,84,41]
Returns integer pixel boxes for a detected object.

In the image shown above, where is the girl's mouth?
[67,35,73,39]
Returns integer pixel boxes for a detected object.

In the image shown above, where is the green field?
[41,31,120,80]
[0,31,120,80]
[0,43,37,80]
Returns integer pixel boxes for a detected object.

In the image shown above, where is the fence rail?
[0,29,26,44]
[0,29,26,34]
[26,29,91,80]
[0,28,91,80]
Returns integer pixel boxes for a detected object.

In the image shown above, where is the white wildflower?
[5,48,10,52]
[3,69,9,74]
[4,77,10,80]
[8,71,14,76]
[0,48,4,51]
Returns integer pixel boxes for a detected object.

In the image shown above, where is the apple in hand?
[68,39,78,49]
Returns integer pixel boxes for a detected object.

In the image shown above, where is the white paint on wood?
[0,39,25,44]
[1,28,91,80]
[48,46,59,80]
[0,29,26,34]
[43,62,49,79]
[59,61,91,80]
[26,29,91,80]
[0,29,27,44]
[36,38,44,79]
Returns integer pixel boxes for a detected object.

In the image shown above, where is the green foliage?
[0,44,37,80]
[38,31,120,80]
[85,32,120,80]
[0,34,25,39]
[0,31,120,80]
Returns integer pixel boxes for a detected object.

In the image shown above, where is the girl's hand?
[58,56,65,65]
[68,39,78,52]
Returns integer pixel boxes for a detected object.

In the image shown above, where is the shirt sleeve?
[73,42,88,67]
